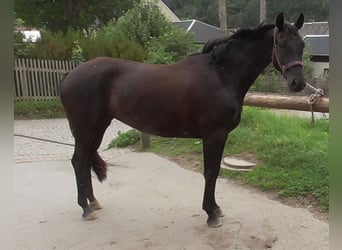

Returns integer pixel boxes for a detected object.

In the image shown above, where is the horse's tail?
[91,152,108,182]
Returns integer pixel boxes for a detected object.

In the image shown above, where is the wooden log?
[243,93,329,113]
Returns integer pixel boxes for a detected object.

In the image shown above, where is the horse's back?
[60,57,135,92]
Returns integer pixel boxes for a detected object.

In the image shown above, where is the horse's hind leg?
[71,120,110,220]
[71,145,97,221]
[202,130,228,227]
[87,120,112,211]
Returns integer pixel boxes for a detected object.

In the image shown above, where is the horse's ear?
[294,13,304,29]
[276,12,285,31]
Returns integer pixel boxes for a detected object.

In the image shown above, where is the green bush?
[80,30,147,62]
[14,31,35,58]
[14,18,35,58]
[146,27,195,63]
[114,5,171,47]
[25,28,147,62]
[108,130,140,148]
[71,40,86,65]
[15,4,194,64]
[27,29,83,60]
[111,4,195,64]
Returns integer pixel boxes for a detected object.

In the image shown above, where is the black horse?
[60,13,306,227]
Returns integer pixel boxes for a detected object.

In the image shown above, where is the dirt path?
[14,119,328,250]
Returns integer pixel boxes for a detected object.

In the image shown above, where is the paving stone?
[14,118,132,163]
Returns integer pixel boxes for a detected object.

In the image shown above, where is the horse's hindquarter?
[60,57,119,128]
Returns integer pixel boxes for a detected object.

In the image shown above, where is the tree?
[260,0,266,23]
[14,0,140,33]
[14,16,35,58]
[19,4,194,63]
[103,4,195,63]
[218,0,228,36]
[113,4,171,47]
[146,27,195,63]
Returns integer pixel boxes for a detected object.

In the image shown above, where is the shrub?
[27,29,83,60]
[108,130,140,148]
[146,27,195,63]
[80,30,147,62]
[114,5,171,48]
[15,4,194,64]
[111,4,195,64]
[71,40,86,65]
[25,27,147,62]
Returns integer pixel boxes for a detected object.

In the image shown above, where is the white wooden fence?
[14,58,77,101]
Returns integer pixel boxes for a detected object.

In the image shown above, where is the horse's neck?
[226,31,274,101]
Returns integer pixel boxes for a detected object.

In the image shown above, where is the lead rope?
[305,82,324,124]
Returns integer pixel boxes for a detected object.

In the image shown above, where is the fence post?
[14,58,20,101]
[140,132,151,149]
[19,58,29,100]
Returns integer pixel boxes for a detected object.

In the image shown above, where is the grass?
[226,108,329,211]
[111,107,329,211]
[14,100,66,119]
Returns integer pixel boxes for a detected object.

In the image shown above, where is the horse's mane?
[201,23,275,64]
[202,23,275,53]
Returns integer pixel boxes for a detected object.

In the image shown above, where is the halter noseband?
[272,27,304,79]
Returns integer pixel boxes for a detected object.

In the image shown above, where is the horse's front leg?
[202,130,228,227]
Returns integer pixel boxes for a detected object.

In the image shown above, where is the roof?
[173,19,232,44]
[304,35,329,57]
[299,21,329,37]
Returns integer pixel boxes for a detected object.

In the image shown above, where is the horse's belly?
[113,111,200,138]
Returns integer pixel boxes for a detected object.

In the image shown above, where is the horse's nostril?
[291,79,299,88]
[290,78,305,91]
[291,79,298,87]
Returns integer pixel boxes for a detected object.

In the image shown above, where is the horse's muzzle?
[289,78,305,92]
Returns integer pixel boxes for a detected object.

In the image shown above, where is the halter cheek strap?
[272,28,304,79]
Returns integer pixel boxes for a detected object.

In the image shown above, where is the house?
[299,22,329,78]
[304,34,329,78]
[145,0,224,44]
[173,19,226,44]
[20,29,41,42]
[144,0,180,22]
[299,21,329,37]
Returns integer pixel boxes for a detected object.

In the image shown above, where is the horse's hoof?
[213,207,225,218]
[82,210,97,221]
[207,216,223,228]
[90,200,103,210]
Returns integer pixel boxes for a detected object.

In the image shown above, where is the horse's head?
[272,13,306,92]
